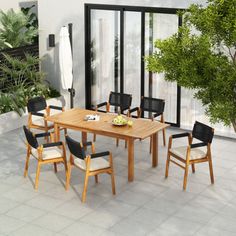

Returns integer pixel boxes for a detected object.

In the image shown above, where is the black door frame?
[85,4,183,127]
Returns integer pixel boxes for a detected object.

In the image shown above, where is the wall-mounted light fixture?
[48,34,55,47]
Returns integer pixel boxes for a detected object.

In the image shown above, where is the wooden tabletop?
[46,108,169,140]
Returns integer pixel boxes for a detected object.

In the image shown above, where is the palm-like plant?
[0,9,38,49]
[0,53,60,115]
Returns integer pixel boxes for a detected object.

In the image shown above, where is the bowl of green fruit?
[112,115,128,126]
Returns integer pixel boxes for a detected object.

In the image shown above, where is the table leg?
[152,132,158,167]
[82,132,87,150]
[127,138,134,182]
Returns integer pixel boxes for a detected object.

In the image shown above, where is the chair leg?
[82,172,89,203]
[183,164,189,190]
[35,162,41,190]
[125,140,127,148]
[191,164,195,173]
[45,128,49,143]
[93,134,96,142]
[162,128,166,146]
[66,163,71,190]
[64,128,67,136]
[116,138,119,147]
[110,171,116,195]
[208,155,214,184]
[95,175,98,183]
[161,115,166,146]
[24,148,30,177]
[165,153,171,178]
[54,163,57,173]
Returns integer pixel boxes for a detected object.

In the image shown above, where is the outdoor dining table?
[46,108,169,182]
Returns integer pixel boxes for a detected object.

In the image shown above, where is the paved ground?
[0,127,236,236]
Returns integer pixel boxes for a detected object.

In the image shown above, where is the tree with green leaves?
[146,0,236,132]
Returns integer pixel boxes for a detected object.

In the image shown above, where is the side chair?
[23,125,68,190]
[129,96,166,152]
[94,91,132,146]
[165,121,214,190]
[27,96,67,140]
[65,135,116,203]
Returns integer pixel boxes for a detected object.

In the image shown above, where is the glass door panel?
[145,13,179,124]
[123,11,141,108]
[90,10,120,109]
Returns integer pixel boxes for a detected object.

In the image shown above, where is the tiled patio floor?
[0,127,236,236]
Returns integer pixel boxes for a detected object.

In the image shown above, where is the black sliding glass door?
[85,4,182,126]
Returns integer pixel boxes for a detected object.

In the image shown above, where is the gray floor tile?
[110,217,154,236]
[159,216,203,235]
[80,209,121,229]
[32,212,74,232]
[51,198,93,220]
[62,221,105,236]
[6,204,46,222]
[194,226,236,236]
[207,214,236,233]
[0,215,26,234]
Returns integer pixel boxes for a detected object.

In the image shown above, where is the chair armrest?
[171,132,190,139]
[42,141,63,148]
[153,112,163,119]
[48,105,64,111]
[191,142,207,148]
[35,132,50,138]
[31,112,45,117]
[90,151,110,159]
[129,107,139,114]
[96,102,107,109]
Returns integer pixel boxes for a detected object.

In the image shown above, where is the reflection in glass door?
[90,10,120,110]
[145,13,179,124]
[123,12,141,108]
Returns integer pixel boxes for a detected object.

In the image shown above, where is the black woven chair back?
[192,121,214,144]
[141,97,165,114]
[66,136,86,160]
[27,96,47,113]
[23,126,38,149]
[109,92,132,112]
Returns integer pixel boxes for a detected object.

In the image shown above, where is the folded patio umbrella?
[59,26,73,90]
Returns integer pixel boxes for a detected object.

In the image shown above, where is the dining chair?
[94,91,132,146]
[165,121,214,190]
[65,135,116,203]
[129,96,166,152]
[23,125,68,190]
[27,96,67,140]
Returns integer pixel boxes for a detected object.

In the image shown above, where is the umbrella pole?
[68,23,75,108]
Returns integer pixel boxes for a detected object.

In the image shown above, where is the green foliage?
[146,0,236,131]
[0,54,60,115]
[21,5,38,44]
[0,9,38,49]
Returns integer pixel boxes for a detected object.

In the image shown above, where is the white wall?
[38,0,206,110]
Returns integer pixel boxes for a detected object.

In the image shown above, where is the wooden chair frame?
[66,142,115,203]
[24,131,68,190]
[165,129,214,190]
[27,97,67,141]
